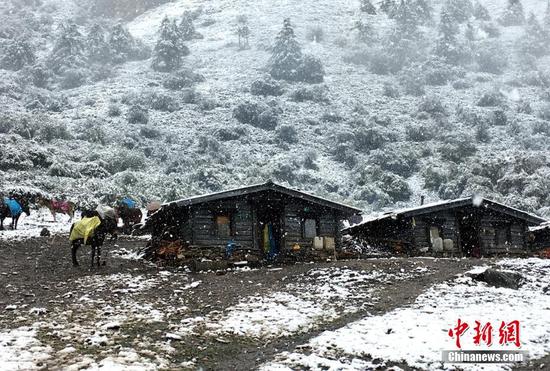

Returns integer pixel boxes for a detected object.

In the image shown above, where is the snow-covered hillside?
[1,0,550,216]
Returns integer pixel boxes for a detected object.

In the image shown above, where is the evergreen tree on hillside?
[519,13,549,57]
[434,9,461,64]
[473,1,491,21]
[1,37,36,71]
[49,23,86,73]
[544,1,550,30]
[360,0,377,15]
[443,0,473,23]
[269,18,303,81]
[380,0,396,15]
[499,0,525,26]
[412,0,432,23]
[87,24,110,62]
[236,15,251,49]
[354,17,374,43]
[179,11,197,40]
[108,24,136,63]
[394,0,420,34]
[152,17,188,72]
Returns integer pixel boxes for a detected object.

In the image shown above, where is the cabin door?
[458,213,481,257]
[257,206,282,258]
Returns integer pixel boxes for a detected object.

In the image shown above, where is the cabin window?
[302,218,318,238]
[215,215,233,237]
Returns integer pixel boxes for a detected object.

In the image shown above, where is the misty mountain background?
[1,0,550,216]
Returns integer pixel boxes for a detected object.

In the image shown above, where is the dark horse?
[0,196,31,230]
[115,203,142,235]
[70,210,117,267]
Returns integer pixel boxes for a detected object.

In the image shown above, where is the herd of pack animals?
[0,193,150,267]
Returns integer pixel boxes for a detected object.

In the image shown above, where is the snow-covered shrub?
[306,25,324,42]
[439,133,477,163]
[250,77,283,96]
[399,66,425,96]
[90,64,114,82]
[423,165,449,191]
[197,136,221,154]
[489,110,508,126]
[516,100,533,114]
[473,1,491,20]
[422,58,464,86]
[233,101,279,130]
[79,161,110,178]
[303,150,318,170]
[1,38,36,71]
[162,68,205,90]
[354,126,395,151]
[418,96,446,116]
[523,71,549,87]
[108,103,121,117]
[197,96,220,111]
[477,89,506,107]
[127,105,149,125]
[140,126,162,139]
[475,41,507,74]
[539,104,550,121]
[37,120,71,142]
[320,111,344,123]
[149,92,179,112]
[382,82,400,98]
[380,172,412,202]
[480,21,501,38]
[276,124,298,143]
[27,63,51,88]
[48,160,80,178]
[405,123,434,142]
[343,49,370,67]
[216,125,248,141]
[290,85,329,103]
[443,0,473,23]
[475,120,490,142]
[106,149,146,173]
[369,148,418,177]
[59,68,87,89]
[369,49,394,75]
[297,55,325,83]
[78,120,107,145]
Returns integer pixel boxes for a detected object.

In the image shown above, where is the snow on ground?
[0,326,52,371]
[1,270,199,370]
[262,258,550,371]
[0,208,74,240]
[172,265,433,339]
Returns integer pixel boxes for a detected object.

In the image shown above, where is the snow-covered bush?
[140,126,162,139]
[105,148,146,173]
[108,103,122,117]
[250,77,283,96]
[399,66,425,96]
[290,85,329,103]
[405,123,435,142]
[216,125,248,141]
[477,89,506,107]
[369,147,418,177]
[162,68,205,90]
[276,124,298,144]
[127,105,149,125]
[149,92,179,112]
[354,126,396,151]
[59,68,87,89]
[439,133,477,163]
[382,82,400,98]
[197,97,219,111]
[38,120,71,142]
[489,109,508,126]
[1,38,36,71]
[418,96,446,116]
[78,120,107,145]
[475,41,508,74]
[539,104,550,121]
[233,101,279,130]
[423,165,449,191]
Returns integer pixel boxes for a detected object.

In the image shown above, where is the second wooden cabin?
[345,196,546,257]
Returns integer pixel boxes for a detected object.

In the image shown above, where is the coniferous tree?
[236,15,251,49]
[394,0,420,33]
[87,24,110,62]
[108,24,135,63]
[269,18,303,81]
[152,17,188,72]
[49,23,86,73]
[443,0,473,23]
[179,11,196,41]
[473,1,491,21]
[519,13,548,57]
[354,17,374,43]
[499,0,525,26]
[360,0,377,15]
[380,0,397,17]
[412,0,432,23]
[434,9,461,64]
[1,37,36,70]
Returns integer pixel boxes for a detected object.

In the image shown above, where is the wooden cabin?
[144,181,361,260]
[345,197,546,257]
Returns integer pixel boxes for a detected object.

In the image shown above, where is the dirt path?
[1,236,526,370]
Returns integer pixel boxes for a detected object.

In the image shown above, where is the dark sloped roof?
[347,196,546,231]
[159,181,361,214]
